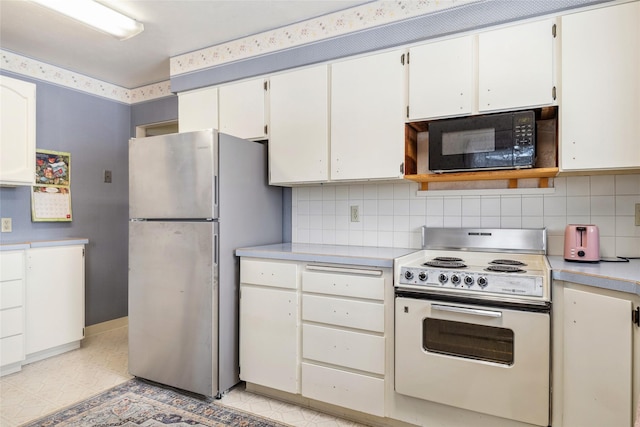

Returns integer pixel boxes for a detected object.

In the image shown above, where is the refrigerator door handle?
[214,175,219,213]
[214,234,219,265]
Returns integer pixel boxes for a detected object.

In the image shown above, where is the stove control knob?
[438,273,448,284]
[451,274,461,286]
[404,270,414,280]
[477,276,488,288]
[464,275,474,287]
[418,271,428,282]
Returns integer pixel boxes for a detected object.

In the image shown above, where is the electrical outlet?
[350,205,360,222]
[1,217,12,233]
[635,203,640,226]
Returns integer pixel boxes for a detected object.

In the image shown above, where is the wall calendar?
[31,149,72,222]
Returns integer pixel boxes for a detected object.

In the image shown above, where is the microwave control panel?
[513,112,534,147]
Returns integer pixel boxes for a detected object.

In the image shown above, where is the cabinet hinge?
[406,105,409,118]
[264,124,268,135]
[552,23,557,38]
[406,52,410,64]
[400,162,405,174]
[552,86,557,100]
[82,327,85,337]
[633,306,640,327]
[82,248,85,257]
[264,80,268,91]
[401,53,405,65]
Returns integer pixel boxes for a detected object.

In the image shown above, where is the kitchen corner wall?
[291,174,640,258]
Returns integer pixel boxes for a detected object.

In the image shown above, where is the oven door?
[395,296,550,426]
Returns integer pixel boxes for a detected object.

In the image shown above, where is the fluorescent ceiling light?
[31,0,144,40]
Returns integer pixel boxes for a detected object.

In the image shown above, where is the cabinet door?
[178,87,218,133]
[562,288,632,427]
[240,285,299,394]
[0,76,36,186]
[25,246,85,355]
[560,2,640,170]
[408,36,473,120]
[478,19,555,112]
[219,78,266,140]
[269,65,329,184]
[331,50,406,181]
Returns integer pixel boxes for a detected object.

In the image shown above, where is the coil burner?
[484,265,526,273]
[490,259,527,266]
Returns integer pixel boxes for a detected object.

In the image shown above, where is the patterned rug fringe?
[22,378,290,427]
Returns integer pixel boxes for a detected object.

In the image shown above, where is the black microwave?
[428,110,536,173]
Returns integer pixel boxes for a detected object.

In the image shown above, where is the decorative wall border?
[1,49,172,104]
[170,0,477,77]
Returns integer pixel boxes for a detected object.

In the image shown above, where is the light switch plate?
[104,170,112,183]
[635,203,640,226]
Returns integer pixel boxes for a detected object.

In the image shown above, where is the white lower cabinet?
[553,281,637,427]
[301,362,385,417]
[0,250,26,375]
[239,258,391,418]
[300,268,386,416]
[25,245,85,360]
[239,259,300,394]
[1,243,85,375]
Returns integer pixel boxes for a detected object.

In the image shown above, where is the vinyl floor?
[0,326,368,427]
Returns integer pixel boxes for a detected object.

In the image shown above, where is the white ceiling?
[0,0,370,89]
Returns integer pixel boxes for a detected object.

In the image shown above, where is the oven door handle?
[431,304,502,318]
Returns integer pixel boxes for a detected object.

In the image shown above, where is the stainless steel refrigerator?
[128,129,282,397]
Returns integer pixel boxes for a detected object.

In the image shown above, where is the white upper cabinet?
[331,50,406,181]
[408,36,474,120]
[219,78,267,140]
[408,19,555,121]
[178,86,218,133]
[560,1,640,171]
[269,65,329,185]
[0,76,36,186]
[478,19,556,112]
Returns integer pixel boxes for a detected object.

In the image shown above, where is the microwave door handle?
[431,304,502,318]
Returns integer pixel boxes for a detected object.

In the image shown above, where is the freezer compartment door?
[128,220,219,396]
[129,129,218,219]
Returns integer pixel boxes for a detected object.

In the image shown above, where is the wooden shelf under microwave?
[405,167,559,191]
[404,106,559,191]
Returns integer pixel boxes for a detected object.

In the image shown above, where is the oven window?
[423,318,514,365]
[441,128,495,155]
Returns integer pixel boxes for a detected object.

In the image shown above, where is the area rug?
[22,378,290,427]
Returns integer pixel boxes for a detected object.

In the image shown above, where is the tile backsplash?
[291,174,640,257]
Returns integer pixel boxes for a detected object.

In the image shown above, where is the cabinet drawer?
[301,362,384,417]
[0,252,24,282]
[302,270,384,300]
[0,334,24,367]
[1,280,23,309]
[303,324,384,375]
[302,294,383,332]
[1,307,23,338]
[241,259,298,289]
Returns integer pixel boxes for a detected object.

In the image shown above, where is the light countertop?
[236,243,416,268]
[0,238,89,251]
[548,256,640,296]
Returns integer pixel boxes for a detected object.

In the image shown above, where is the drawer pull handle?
[305,265,383,277]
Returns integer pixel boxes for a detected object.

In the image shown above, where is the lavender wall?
[0,71,178,325]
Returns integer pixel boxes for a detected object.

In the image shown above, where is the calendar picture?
[32,149,72,222]
[35,149,70,186]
